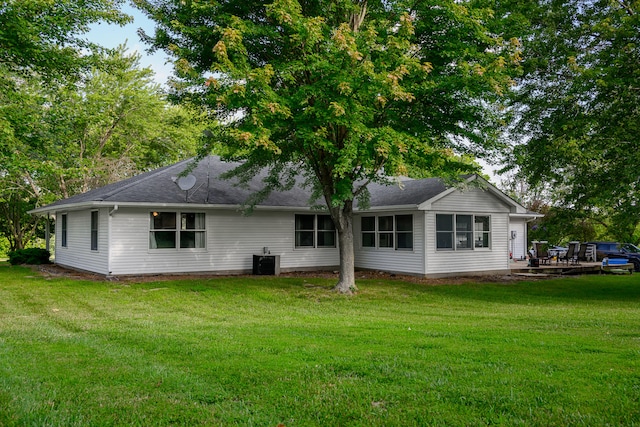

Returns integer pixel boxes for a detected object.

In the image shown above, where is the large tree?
[498,0,640,243]
[135,0,519,292]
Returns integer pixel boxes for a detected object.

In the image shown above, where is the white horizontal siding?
[432,187,511,213]
[108,208,339,275]
[354,211,425,275]
[54,208,109,275]
[425,211,510,275]
[421,187,512,276]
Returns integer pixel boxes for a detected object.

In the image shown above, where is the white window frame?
[436,213,491,251]
[60,213,68,248]
[149,211,206,250]
[90,210,99,251]
[360,214,414,251]
[294,214,336,249]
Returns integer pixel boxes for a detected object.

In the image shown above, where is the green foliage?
[0,0,130,80]
[528,206,601,246]
[497,0,640,237]
[0,47,204,250]
[1,266,639,425]
[7,248,50,265]
[0,236,9,258]
[40,48,203,196]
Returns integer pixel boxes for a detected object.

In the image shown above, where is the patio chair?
[576,243,588,262]
[533,242,552,265]
[558,242,580,265]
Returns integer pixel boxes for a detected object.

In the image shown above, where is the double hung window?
[361,215,413,250]
[295,214,336,248]
[436,214,491,250]
[149,212,206,249]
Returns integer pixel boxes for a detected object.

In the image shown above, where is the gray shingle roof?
[32,156,462,212]
[366,178,448,207]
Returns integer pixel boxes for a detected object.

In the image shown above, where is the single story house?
[30,156,540,277]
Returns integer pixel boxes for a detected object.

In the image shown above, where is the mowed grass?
[0,264,639,426]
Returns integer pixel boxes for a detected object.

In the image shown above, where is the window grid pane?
[152,212,176,230]
[317,231,336,248]
[150,231,176,249]
[361,216,375,232]
[396,232,413,249]
[395,215,413,250]
[362,233,376,247]
[456,215,473,250]
[317,215,335,231]
[474,216,490,248]
[378,216,393,231]
[296,231,314,247]
[436,214,454,250]
[379,233,393,248]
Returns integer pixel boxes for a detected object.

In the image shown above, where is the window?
[150,212,205,249]
[295,214,336,248]
[378,216,394,248]
[295,215,315,247]
[436,214,491,250]
[316,215,336,248]
[475,216,490,248]
[436,214,454,250]
[180,213,206,248]
[361,217,376,247]
[395,215,413,249]
[456,215,473,250]
[361,215,413,250]
[90,211,99,251]
[61,214,68,247]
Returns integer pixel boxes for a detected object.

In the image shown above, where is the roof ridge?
[94,158,193,201]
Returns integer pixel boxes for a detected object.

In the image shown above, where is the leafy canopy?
[498,0,640,243]
[0,0,130,79]
[136,0,519,205]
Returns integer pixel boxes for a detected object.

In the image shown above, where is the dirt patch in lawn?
[33,264,546,286]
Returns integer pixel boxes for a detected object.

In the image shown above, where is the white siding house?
[32,156,540,278]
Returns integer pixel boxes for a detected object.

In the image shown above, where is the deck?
[510,260,635,276]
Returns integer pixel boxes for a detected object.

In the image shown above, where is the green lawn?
[0,264,638,426]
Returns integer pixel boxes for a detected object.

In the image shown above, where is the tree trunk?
[333,203,357,294]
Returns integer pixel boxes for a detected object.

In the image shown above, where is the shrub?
[8,248,51,265]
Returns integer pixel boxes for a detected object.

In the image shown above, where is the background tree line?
[494,0,639,246]
[0,0,205,252]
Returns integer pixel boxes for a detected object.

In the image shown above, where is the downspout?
[423,211,428,277]
[107,204,118,276]
[45,213,50,254]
